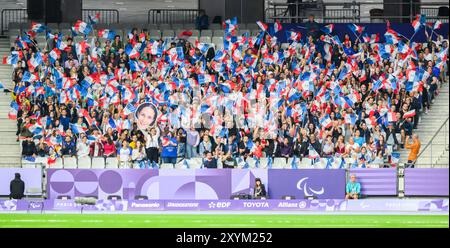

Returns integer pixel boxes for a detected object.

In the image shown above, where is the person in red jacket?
[102,135,117,157]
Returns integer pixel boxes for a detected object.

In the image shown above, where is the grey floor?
[1,0,447,24]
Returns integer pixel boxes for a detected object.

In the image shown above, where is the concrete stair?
[0,37,21,168]
[397,82,450,168]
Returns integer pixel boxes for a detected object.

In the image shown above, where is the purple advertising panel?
[47,169,232,200]
[1,199,447,212]
[0,168,42,196]
[404,169,449,196]
[268,169,346,199]
[349,169,397,196]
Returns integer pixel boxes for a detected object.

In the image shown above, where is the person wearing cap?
[10,173,25,200]
[345,174,361,199]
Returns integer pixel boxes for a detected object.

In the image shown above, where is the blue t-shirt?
[162,137,178,158]
[346,182,361,194]
[354,137,365,147]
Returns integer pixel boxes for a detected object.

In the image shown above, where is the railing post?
[430,142,433,168]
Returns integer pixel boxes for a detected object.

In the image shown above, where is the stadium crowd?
[4,15,448,169]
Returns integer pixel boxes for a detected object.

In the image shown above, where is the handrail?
[147,9,202,24]
[415,116,449,162]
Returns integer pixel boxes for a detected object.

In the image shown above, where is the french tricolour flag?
[403,109,416,119]
[321,24,334,34]
[125,44,140,59]
[411,14,426,33]
[256,21,268,32]
[31,22,46,33]
[27,52,43,71]
[70,123,87,134]
[320,115,332,129]
[273,20,282,33]
[73,20,92,35]
[384,29,399,44]
[433,20,442,30]
[48,48,61,63]
[348,23,363,34]
[2,54,18,65]
[98,29,116,40]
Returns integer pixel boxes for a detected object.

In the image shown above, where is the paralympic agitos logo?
[296,177,325,196]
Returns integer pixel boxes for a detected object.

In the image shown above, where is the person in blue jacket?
[346,174,361,199]
[161,132,178,166]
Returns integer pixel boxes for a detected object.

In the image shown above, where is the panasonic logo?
[130,202,160,208]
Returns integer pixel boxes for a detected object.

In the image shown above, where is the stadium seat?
[246,157,257,168]
[183,23,195,30]
[52,158,64,169]
[201,29,212,37]
[158,24,172,30]
[186,158,202,169]
[105,157,119,169]
[47,23,59,31]
[209,23,222,30]
[212,30,224,37]
[162,29,175,37]
[171,24,183,30]
[78,156,91,169]
[259,158,269,169]
[147,24,158,31]
[160,163,175,169]
[246,23,259,30]
[199,36,211,44]
[149,30,161,39]
[212,37,223,49]
[237,29,250,36]
[187,36,197,45]
[251,29,261,36]
[107,195,122,200]
[22,162,36,169]
[273,158,288,169]
[91,157,106,169]
[63,157,78,169]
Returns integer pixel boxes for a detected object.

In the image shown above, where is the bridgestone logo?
[167,202,199,207]
[130,202,160,208]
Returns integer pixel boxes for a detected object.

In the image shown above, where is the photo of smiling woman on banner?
[135,102,158,130]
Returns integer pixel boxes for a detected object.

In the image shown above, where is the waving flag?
[125,44,140,59]
[223,17,238,34]
[403,109,416,119]
[31,22,46,33]
[320,115,332,129]
[433,20,442,30]
[256,21,268,32]
[348,23,364,34]
[98,29,116,40]
[73,20,92,35]
[273,20,282,33]
[27,52,43,71]
[321,24,334,34]
[411,14,426,32]
[89,12,100,25]
[384,29,399,44]
[287,31,301,41]
[2,54,19,65]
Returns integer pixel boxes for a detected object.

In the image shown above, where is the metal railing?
[81,9,119,24]
[415,117,449,168]
[1,9,119,35]
[148,9,203,25]
[265,1,449,23]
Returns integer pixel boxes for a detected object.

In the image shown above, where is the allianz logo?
[243,202,269,208]
[277,201,308,209]
[130,202,161,208]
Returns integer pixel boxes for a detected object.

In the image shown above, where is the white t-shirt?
[119,147,132,162]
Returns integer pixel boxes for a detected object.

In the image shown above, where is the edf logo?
[209,202,231,208]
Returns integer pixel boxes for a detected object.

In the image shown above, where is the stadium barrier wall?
[0,168,43,196]
[46,169,347,200]
[0,199,448,212]
[404,168,449,196]
[348,168,398,196]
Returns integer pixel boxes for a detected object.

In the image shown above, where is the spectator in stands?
[203,151,218,168]
[221,151,237,168]
[144,127,160,167]
[10,173,25,200]
[61,135,76,157]
[305,14,319,40]
[21,138,36,157]
[195,10,209,30]
[405,134,421,168]
[345,174,361,199]
[77,135,90,158]
[118,140,132,168]
[36,139,49,157]
[162,132,178,166]
[131,141,146,168]
[186,127,200,159]
[253,178,267,198]
[103,135,117,157]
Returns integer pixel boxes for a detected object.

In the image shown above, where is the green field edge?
[0,214,448,228]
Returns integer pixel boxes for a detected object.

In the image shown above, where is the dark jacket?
[254,184,267,198]
[10,173,25,199]
[203,158,217,168]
